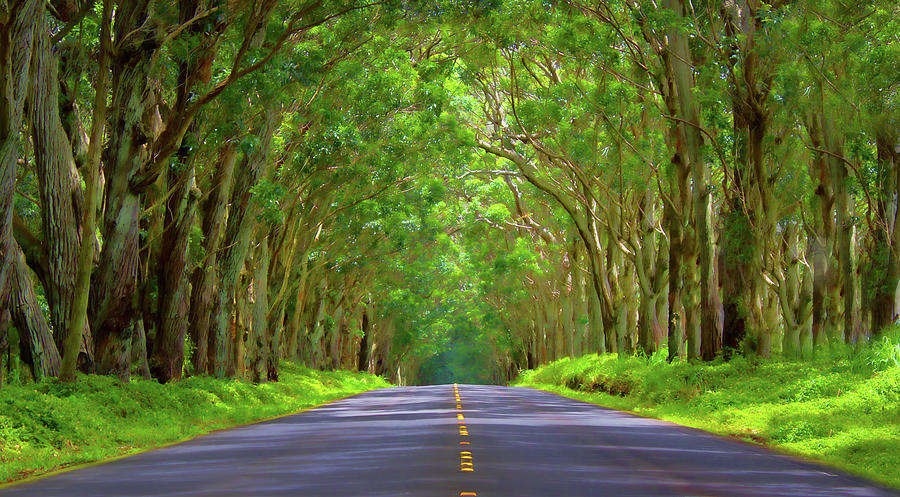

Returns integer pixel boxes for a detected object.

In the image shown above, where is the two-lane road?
[1,385,896,496]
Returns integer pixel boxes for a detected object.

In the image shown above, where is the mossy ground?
[0,363,390,485]
[513,329,900,490]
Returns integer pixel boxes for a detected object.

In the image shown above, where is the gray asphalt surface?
[1,384,896,497]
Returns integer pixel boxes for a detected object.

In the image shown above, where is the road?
[1,384,896,497]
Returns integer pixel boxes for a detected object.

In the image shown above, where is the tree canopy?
[0,0,897,386]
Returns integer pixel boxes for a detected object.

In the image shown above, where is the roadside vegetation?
[514,326,900,490]
[0,364,389,485]
[2,0,899,489]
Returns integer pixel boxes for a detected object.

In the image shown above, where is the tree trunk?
[309,280,328,369]
[265,283,286,381]
[187,144,237,374]
[805,108,840,351]
[209,110,279,377]
[635,191,662,356]
[664,0,722,360]
[131,318,151,379]
[330,301,345,370]
[581,262,603,354]
[90,0,156,380]
[357,304,371,372]
[8,251,62,378]
[682,222,702,360]
[664,194,686,360]
[28,17,94,365]
[150,157,199,382]
[656,41,691,361]
[820,113,854,345]
[282,284,302,362]
[283,257,308,362]
[0,0,61,379]
[249,236,269,383]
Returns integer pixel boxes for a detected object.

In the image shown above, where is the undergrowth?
[0,363,390,485]
[513,326,900,490]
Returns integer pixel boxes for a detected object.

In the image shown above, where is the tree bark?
[663,0,722,360]
[187,144,237,374]
[329,299,345,370]
[664,176,686,360]
[209,109,279,377]
[778,224,813,358]
[90,0,156,380]
[29,15,95,368]
[150,159,199,382]
[130,318,151,379]
[8,250,62,378]
[0,0,61,379]
[805,107,841,351]
[822,114,854,344]
[249,236,269,383]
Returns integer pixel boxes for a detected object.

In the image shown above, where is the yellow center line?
[455,386,476,479]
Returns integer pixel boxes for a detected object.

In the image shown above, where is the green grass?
[0,362,391,485]
[513,329,900,490]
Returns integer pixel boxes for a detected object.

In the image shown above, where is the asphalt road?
[1,384,897,497]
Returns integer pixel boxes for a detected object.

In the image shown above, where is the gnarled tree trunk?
[29,16,93,367]
[90,0,156,380]
[0,0,61,379]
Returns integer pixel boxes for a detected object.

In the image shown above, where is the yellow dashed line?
[454,386,476,477]
[460,492,477,496]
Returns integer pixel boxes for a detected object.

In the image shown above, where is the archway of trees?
[1,0,897,387]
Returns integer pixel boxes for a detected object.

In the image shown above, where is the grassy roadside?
[512,332,900,490]
[0,362,390,485]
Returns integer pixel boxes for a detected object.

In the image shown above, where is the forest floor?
[0,363,390,485]
[513,329,900,490]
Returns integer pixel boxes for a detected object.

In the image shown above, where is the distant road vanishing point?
[1,384,897,497]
